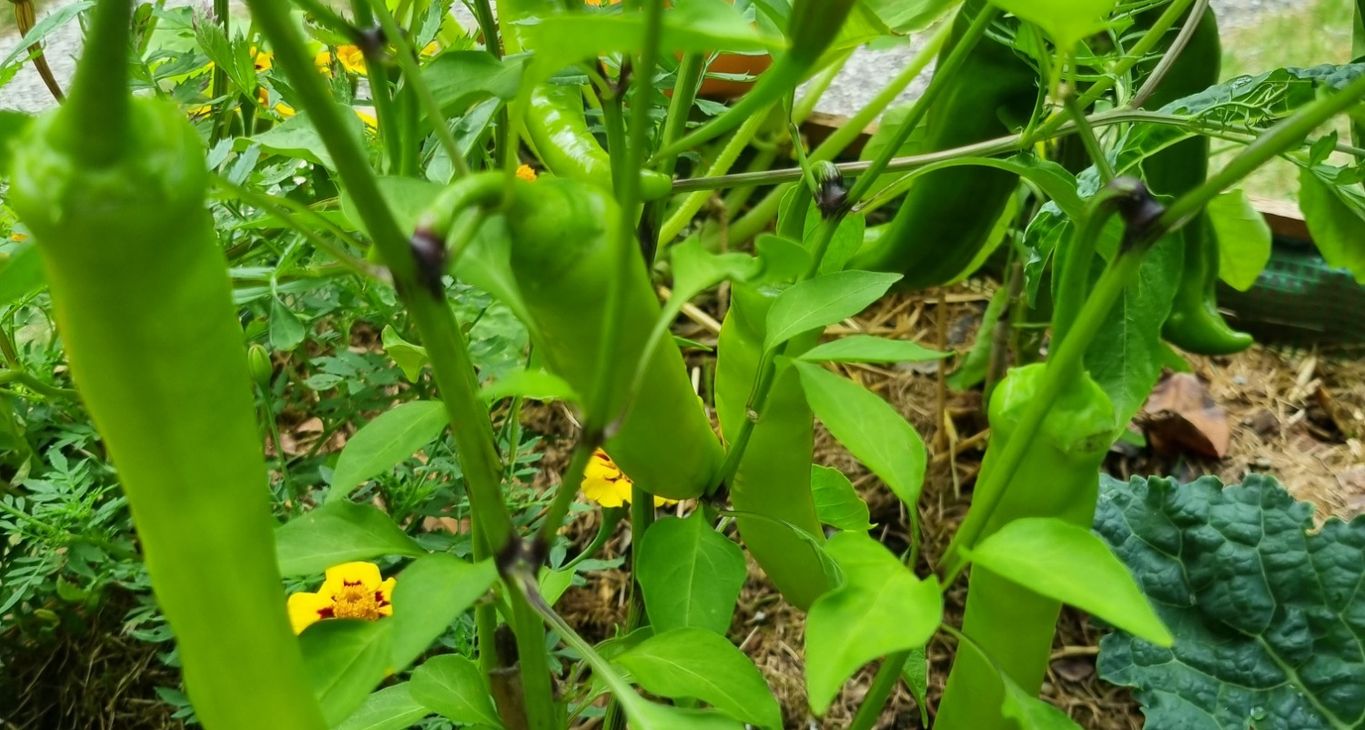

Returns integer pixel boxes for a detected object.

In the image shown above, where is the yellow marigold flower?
[256,86,271,108]
[515,164,538,182]
[420,41,441,58]
[186,102,213,119]
[10,232,29,243]
[336,45,368,74]
[313,49,335,77]
[251,46,273,73]
[355,109,379,130]
[287,561,395,634]
[581,449,678,508]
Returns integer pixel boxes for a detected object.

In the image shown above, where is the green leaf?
[1083,231,1182,428]
[478,368,579,403]
[946,282,1007,392]
[614,628,781,729]
[241,111,365,170]
[753,233,811,284]
[637,512,746,635]
[969,517,1171,646]
[800,335,947,364]
[0,2,92,69]
[0,110,33,174]
[300,620,393,727]
[381,325,429,382]
[327,401,449,503]
[990,0,1117,49]
[861,0,957,32]
[518,0,782,79]
[335,684,432,730]
[805,533,942,715]
[1207,189,1272,292]
[1299,166,1365,284]
[1001,674,1082,729]
[390,556,498,672]
[423,51,526,116]
[901,646,930,728]
[0,243,44,308]
[409,654,502,728]
[269,297,307,351]
[275,501,424,577]
[1096,474,1365,730]
[667,237,760,321]
[764,271,902,351]
[810,465,874,532]
[793,361,926,507]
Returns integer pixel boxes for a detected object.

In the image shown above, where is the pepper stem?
[56,0,133,166]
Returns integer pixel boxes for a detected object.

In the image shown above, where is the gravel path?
[0,0,1322,117]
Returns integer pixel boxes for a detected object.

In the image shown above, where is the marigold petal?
[378,576,397,603]
[321,561,384,595]
[287,591,332,634]
[582,476,629,508]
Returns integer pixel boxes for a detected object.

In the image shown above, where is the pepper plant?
[1,0,1363,728]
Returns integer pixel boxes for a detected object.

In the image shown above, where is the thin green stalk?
[846,5,998,203]
[1063,91,1115,181]
[1052,190,1128,346]
[213,177,378,279]
[472,0,500,57]
[658,52,706,176]
[1031,0,1196,139]
[366,0,467,176]
[0,370,78,399]
[349,0,404,172]
[791,48,852,124]
[659,108,772,242]
[241,4,551,724]
[848,653,905,730]
[1130,0,1210,110]
[723,25,946,243]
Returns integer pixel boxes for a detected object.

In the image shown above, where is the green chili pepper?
[1141,7,1252,355]
[714,283,830,609]
[6,1,324,727]
[421,172,723,499]
[846,1,1036,286]
[935,363,1116,730]
[524,83,673,200]
[502,0,672,200]
[652,0,858,158]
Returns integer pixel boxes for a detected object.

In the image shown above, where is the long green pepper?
[935,364,1117,730]
[848,0,1037,286]
[6,1,324,726]
[1141,7,1253,355]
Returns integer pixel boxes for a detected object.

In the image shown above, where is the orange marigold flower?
[287,561,395,634]
[516,164,538,182]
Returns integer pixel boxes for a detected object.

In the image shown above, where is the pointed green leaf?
[269,297,307,351]
[0,242,43,307]
[410,654,502,728]
[381,325,429,382]
[300,620,393,726]
[970,517,1171,646]
[478,368,579,403]
[1300,165,1365,284]
[615,628,781,729]
[800,335,947,364]
[327,400,449,502]
[989,0,1118,49]
[1207,189,1272,292]
[335,684,432,730]
[275,501,423,577]
[810,466,874,532]
[1001,674,1083,729]
[390,555,498,672]
[637,512,746,635]
[793,361,926,507]
[805,533,942,715]
[763,271,902,351]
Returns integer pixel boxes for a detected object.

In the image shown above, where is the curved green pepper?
[502,0,672,200]
[1141,7,1252,354]
[936,363,1116,730]
[524,83,673,201]
[847,0,1036,287]
[500,176,723,499]
[6,1,324,726]
[714,283,830,609]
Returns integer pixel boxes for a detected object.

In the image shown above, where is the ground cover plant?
[0,0,1363,728]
